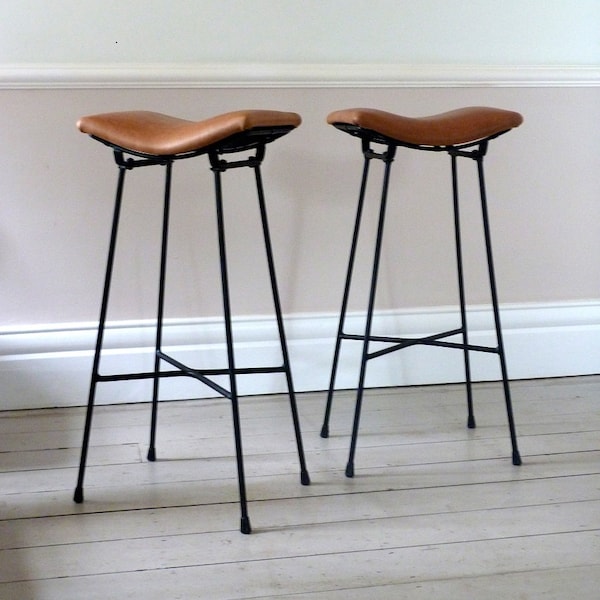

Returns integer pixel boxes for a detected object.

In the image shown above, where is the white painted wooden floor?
[1,376,599,599]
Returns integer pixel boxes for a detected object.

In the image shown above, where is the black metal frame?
[74,127,310,534]
[320,125,522,478]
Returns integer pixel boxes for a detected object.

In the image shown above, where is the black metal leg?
[451,154,476,429]
[213,167,252,534]
[254,164,310,486]
[324,133,520,474]
[147,161,173,462]
[346,146,396,478]
[321,155,372,439]
[476,153,522,466]
[75,129,311,532]
[74,163,127,503]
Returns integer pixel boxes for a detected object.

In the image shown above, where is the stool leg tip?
[74,487,84,504]
[240,517,252,535]
[300,470,311,486]
[512,451,522,466]
[147,447,156,462]
[345,463,354,478]
[320,424,329,438]
[467,415,476,429]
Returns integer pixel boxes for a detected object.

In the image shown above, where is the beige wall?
[1,85,599,328]
[0,2,598,410]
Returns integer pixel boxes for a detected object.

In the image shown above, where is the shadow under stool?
[74,109,310,533]
[320,106,523,477]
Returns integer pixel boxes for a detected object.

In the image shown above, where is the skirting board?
[0,301,599,411]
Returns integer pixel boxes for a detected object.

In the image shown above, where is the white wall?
[0,2,599,409]
[2,0,599,66]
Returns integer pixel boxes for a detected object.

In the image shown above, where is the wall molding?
[1,301,599,410]
[1,63,599,90]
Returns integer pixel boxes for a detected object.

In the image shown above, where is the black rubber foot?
[345,462,354,478]
[147,447,156,462]
[467,415,476,429]
[320,424,329,438]
[74,487,84,504]
[300,470,311,486]
[240,516,252,535]
[512,450,522,466]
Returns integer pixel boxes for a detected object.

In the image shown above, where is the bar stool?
[74,109,310,533]
[320,106,523,477]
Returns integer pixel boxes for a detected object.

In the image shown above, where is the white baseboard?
[1,301,599,410]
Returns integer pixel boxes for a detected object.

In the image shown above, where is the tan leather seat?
[327,106,523,147]
[77,109,302,156]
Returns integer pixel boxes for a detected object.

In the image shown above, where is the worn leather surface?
[77,110,302,155]
[327,106,523,146]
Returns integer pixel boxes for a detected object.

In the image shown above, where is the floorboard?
[1,376,599,598]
